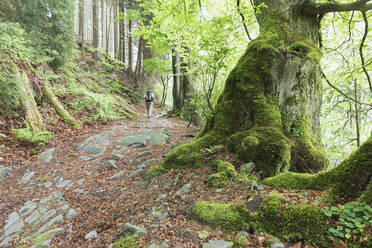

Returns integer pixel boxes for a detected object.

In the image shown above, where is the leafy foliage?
[322,202,372,243]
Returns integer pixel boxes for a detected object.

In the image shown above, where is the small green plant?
[322,202,372,243]
[205,145,224,154]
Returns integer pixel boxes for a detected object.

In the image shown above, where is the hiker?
[144,89,155,118]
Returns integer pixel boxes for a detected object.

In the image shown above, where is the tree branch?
[303,0,372,16]
[321,70,372,107]
[359,11,372,93]
[237,0,252,40]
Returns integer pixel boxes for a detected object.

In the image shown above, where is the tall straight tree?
[79,0,85,56]
[118,0,125,62]
[164,0,372,179]
[114,0,118,58]
[92,0,99,49]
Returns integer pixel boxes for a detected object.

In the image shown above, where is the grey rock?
[240,162,255,175]
[117,131,168,147]
[19,201,37,216]
[128,168,145,178]
[56,177,71,188]
[39,148,55,163]
[155,194,167,202]
[20,171,35,184]
[79,156,93,161]
[85,230,98,240]
[202,240,233,248]
[61,203,70,210]
[29,227,63,248]
[4,218,24,236]
[73,188,87,194]
[271,242,285,248]
[137,150,151,157]
[66,208,78,220]
[237,231,249,239]
[25,210,41,225]
[76,179,86,185]
[119,223,147,238]
[38,214,63,233]
[100,160,118,169]
[44,182,53,188]
[109,171,125,180]
[103,131,117,137]
[33,209,57,227]
[176,183,192,195]
[0,166,12,180]
[109,154,124,160]
[250,181,264,191]
[148,242,169,248]
[78,134,110,155]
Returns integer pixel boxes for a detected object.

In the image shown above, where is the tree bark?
[118,0,124,61]
[92,0,99,50]
[171,49,181,112]
[128,18,133,74]
[164,0,329,177]
[79,0,85,56]
[114,0,118,58]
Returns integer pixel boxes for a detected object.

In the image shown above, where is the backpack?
[145,91,153,102]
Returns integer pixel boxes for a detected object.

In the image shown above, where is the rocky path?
[0,112,207,247]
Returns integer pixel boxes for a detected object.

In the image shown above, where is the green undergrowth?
[188,195,329,246]
[113,236,140,248]
[144,166,166,181]
[12,128,53,145]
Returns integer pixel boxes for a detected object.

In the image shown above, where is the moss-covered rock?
[113,236,140,248]
[188,196,329,246]
[144,166,166,181]
[205,160,237,188]
[186,201,251,231]
[233,234,249,247]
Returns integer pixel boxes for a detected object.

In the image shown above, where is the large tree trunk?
[171,49,181,112]
[164,0,329,177]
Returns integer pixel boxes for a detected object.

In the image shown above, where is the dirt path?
[0,110,206,247]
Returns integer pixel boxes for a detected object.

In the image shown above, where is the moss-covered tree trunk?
[16,72,45,133]
[164,0,329,177]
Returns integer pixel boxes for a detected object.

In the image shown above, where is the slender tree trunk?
[172,49,181,112]
[135,37,143,76]
[128,17,133,74]
[118,1,124,61]
[79,0,85,56]
[92,0,99,50]
[114,0,118,58]
[354,79,360,147]
[101,0,105,49]
[106,1,112,52]
[122,1,126,64]
[164,0,329,176]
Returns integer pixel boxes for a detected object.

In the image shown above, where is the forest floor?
[0,105,322,248]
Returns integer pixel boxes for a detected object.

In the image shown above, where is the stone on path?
[117,130,168,147]
[0,166,12,180]
[271,241,285,248]
[148,242,169,248]
[137,150,151,157]
[119,223,147,238]
[110,171,125,180]
[78,134,110,155]
[20,171,35,184]
[39,148,55,163]
[176,183,192,195]
[100,160,118,169]
[66,208,78,220]
[85,230,98,240]
[202,240,234,248]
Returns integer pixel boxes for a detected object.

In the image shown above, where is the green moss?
[163,132,220,170]
[205,160,238,188]
[188,196,329,246]
[113,237,140,248]
[187,201,251,231]
[233,234,249,247]
[256,196,329,246]
[263,136,372,204]
[12,128,53,145]
[228,127,291,178]
[144,166,166,181]
[288,40,322,63]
